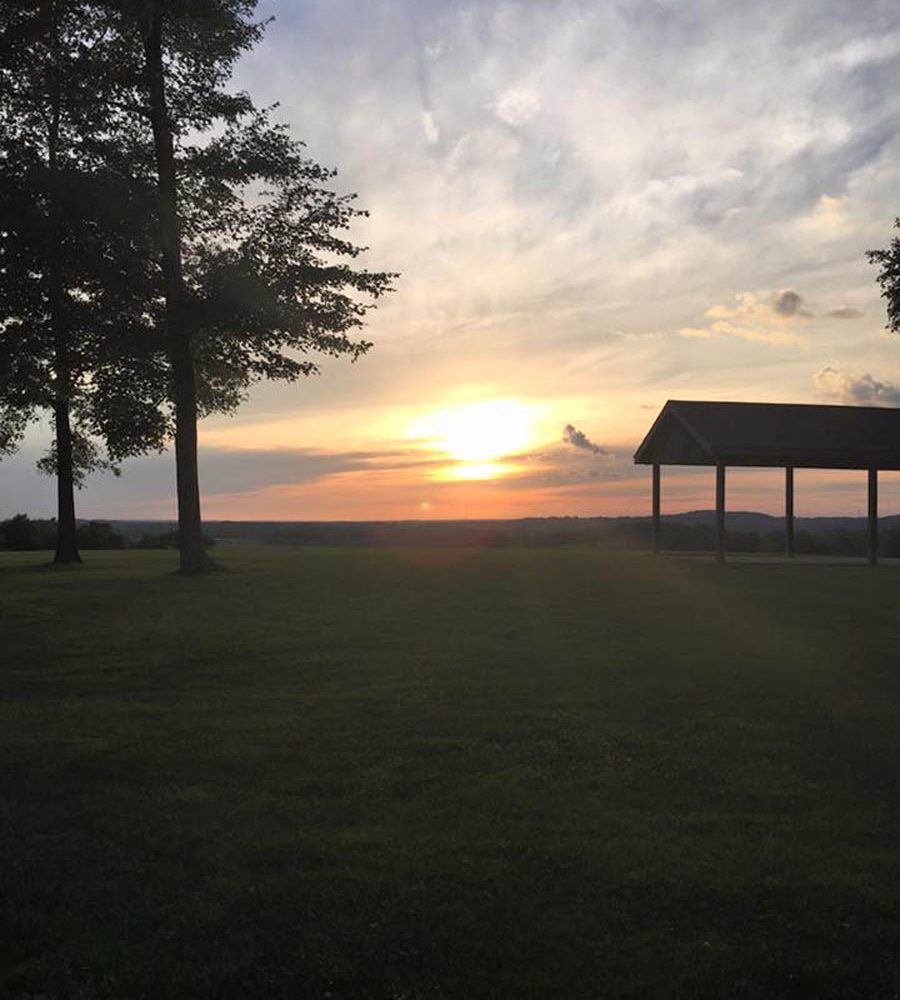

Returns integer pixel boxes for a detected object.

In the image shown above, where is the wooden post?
[785,466,794,558]
[652,464,661,555]
[715,464,726,564]
[868,468,878,566]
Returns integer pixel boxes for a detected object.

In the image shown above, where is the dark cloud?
[814,366,900,406]
[771,289,812,317]
[562,424,607,456]
[827,306,863,319]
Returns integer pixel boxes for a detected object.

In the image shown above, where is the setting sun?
[408,399,536,465]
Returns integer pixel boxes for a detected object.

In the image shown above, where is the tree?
[110,0,395,573]
[868,218,900,334]
[0,514,39,551]
[1,1,395,575]
[0,2,169,564]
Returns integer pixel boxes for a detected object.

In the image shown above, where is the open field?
[3,547,900,999]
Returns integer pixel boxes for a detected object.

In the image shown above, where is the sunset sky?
[4,0,900,521]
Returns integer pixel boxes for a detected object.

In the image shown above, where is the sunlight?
[445,462,513,481]
[408,399,536,465]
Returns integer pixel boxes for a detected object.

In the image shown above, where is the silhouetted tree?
[0,514,39,551]
[0,3,168,564]
[868,218,900,334]
[110,0,395,573]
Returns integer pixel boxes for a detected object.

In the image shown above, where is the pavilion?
[634,400,900,564]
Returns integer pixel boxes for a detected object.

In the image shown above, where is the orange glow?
[441,462,516,481]
[111,465,900,523]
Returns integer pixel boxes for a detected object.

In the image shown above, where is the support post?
[715,464,726,564]
[652,464,661,555]
[785,466,794,558]
[868,468,878,566]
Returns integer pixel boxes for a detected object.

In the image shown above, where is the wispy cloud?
[494,86,541,127]
[679,291,810,345]
[238,0,900,360]
[827,305,864,319]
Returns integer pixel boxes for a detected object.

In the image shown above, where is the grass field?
[3,547,900,999]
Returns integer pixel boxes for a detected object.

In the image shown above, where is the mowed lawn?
[3,547,900,999]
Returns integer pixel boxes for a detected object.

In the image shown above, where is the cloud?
[828,31,900,71]
[771,289,812,317]
[236,1,900,371]
[678,292,808,345]
[494,445,636,492]
[562,423,607,456]
[127,446,444,502]
[827,306,864,319]
[421,110,440,144]
[494,86,541,127]
[679,290,811,345]
[407,6,441,146]
[814,366,900,406]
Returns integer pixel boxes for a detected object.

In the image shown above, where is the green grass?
[3,547,900,999]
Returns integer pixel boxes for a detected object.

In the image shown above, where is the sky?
[3,0,900,521]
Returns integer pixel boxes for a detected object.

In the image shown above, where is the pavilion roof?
[634,400,900,470]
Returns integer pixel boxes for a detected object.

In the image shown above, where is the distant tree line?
[176,516,900,557]
[0,513,214,552]
[0,1,394,572]
[7,511,900,556]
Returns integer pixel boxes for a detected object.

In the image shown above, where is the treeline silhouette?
[102,515,900,556]
[7,513,900,556]
[212,517,900,556]
[0,515,214,552]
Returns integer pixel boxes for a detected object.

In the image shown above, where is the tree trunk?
[143,1,211,574]
[47,3,80,566]
[53,399,81,564]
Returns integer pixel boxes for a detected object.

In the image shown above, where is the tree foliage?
[868,218,900,335]
[108,1,396,414]
[0,3,166,448]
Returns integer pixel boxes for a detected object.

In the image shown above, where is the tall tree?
[114,0,395,573]
[868,218,900,335]
[0,2,167,563]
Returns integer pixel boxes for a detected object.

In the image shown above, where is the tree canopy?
[868,218,900,336]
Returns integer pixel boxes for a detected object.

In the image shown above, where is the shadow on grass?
[0,558,84,576]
